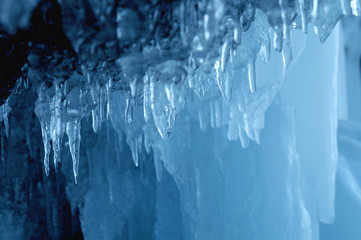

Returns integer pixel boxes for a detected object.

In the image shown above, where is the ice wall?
[0,0,361,239]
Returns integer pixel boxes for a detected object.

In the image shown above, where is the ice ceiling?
[1,0,361,239]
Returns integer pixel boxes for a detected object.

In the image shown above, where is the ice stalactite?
[34,76,87,182]
[26,0,345,218]
[65,86,86,184]
[35,82,65,175]
[3,0,361,239]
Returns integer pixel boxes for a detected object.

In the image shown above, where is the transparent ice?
[1,0,361,239]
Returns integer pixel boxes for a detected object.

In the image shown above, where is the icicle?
[34,88,52,176]
[282,39,293,69]
[143,74,151,122]
[164,84,172,106]
[106,78,112,120]
[137,135,143,160]
[134,140,139,167]
[41,122,51,176]
[311,0,319,19]
[89,77,98,101]
[52,139,61,171]
[244,117,256,141]
[143,129,152,154]
[65,86,85,184]
[86,72,91,84]
[90,81,101,133]
[279,0,293,69]
[220,39,230,72]
[131,139,139,167]
[92,110,100,133]
[298,0,308,33]
[254,129,261,144]
[280,0,290,40]
[130,77,138,98]
[215,60,225,98]
[122,74,140,125]
[14,79,22,95]
[233,26,242,45]
[24,77,29,89]
[238,124,249,148]
[63,80,68,96]
[125,96,133,124]
[248,60,257,93]
[215,57,232,101]
[203,13,211,41]
[99,87,106,123]
[66,119,81,184]
[150,74,156,111]
[50,83,63,169]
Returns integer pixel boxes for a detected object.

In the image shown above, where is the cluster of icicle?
[4,0,359,182]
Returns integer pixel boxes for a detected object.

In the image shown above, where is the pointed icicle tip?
[125,97,134,124]
[73,170,78,184]
[238,125,250,148]
[282,39,293,69]
[92,110,100,133]
[248,60,257,93]
[66,120,81,185]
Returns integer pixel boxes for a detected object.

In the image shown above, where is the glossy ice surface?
[0,0,361,239]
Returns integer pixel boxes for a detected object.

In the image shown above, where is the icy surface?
[1,0,361,239]
[27,0,349,183]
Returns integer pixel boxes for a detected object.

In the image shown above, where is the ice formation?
[26,0,343,181]
[1,0,361,239]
